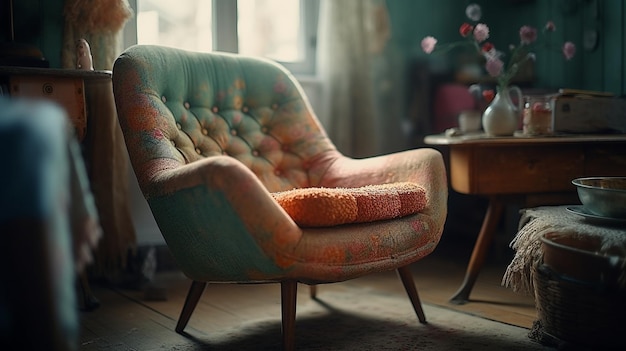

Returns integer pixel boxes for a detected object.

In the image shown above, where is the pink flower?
[482,44,501,61]
[473,23,489,42]
[465,4,482,21]
[519,26,538,44]
[459,23,474,37]
[482,89,495,103]
[481,42,494,54]
[562,42,576,60]
[419,9,574,86]
[421,36,438,54]
[485,57,504,77]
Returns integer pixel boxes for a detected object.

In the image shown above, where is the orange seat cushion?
[272,182,427,227]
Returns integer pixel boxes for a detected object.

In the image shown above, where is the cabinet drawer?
[451,144,585,194]
[584,143,626,176]
[476,144,584,194]
[10,76,86,140]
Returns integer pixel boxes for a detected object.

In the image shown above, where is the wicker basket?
[534,233,626,348]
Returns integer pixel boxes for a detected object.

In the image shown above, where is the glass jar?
[523,96,553,136]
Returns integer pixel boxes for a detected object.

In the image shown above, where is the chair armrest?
[145,156,303,264]
[317,148,447,220]
[151,155,301,230]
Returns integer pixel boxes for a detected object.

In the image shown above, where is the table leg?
[450,196,504,305]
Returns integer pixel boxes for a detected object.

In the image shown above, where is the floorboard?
[79,247,542,350]
[80,288,197,350]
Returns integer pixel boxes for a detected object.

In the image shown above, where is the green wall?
[389,0,626,95]
[4,0,626,94]
[2,0,64,68]
[482,0,625,94]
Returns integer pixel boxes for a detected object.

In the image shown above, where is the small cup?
[458,110,482,133]
[523,96,553,136]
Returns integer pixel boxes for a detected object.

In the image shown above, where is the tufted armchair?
[112,45,447,350]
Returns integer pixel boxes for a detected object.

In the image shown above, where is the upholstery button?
[230,129,237,136]
[212,106,219,113]
[161,96,167,103]
[252,150,259,156]
[202,128,208,135]
[195,147,202,155]
[274,169,282,176]
[261,126,269,133]
[176,123,182,130]
[184,102,190,109]
[242,106,249,113]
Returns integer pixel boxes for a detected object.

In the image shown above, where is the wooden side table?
[424,132,626,304]
[1,66,137,278]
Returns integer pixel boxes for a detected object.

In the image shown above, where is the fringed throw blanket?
[502,206,626,297]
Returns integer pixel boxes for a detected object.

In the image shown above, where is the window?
[125,0,319,75]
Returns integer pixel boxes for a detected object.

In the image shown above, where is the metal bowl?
[572,177,626,219]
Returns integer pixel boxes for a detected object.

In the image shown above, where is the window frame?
[123,0,319,76]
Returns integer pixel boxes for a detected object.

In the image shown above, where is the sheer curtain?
[60,0,136,280]
[317,0,409,158]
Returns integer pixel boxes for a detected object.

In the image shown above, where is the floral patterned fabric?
[112,45,448,283]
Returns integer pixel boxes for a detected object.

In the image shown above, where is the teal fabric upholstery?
[112,45,448,349]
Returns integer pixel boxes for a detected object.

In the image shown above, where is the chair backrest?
[113,45,336,194]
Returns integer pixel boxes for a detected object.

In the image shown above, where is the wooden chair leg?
[397,265,426,323]
[175,280,207,333]
[450,196,504,305]
[309,284,317,299]
[281,280,298,351]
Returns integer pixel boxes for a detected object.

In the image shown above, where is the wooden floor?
[79,235,539,350]
[409,249,537,328]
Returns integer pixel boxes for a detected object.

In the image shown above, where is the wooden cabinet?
[1,66,136,277]
[9,74,87,139]
[1,67,111,140]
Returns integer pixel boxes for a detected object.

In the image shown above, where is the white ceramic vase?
[482,85,522,136]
